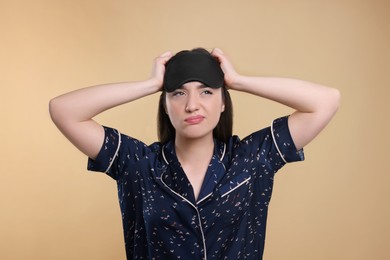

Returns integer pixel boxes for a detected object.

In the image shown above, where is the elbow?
[329,88,341,115]
[49,97,57,119]
[313,87,341,119]
[49,97,64,125]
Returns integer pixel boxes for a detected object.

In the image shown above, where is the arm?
[49,51,172,159]
[211,48,340,150]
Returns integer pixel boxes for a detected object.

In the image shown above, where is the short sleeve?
[271,116,305,163]
[87,126,122,179]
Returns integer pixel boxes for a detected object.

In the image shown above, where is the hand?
[211,48,240,89]
[150,51,172,91]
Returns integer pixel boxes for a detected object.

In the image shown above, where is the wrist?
[227,74,248,91]
[145,78,163,93]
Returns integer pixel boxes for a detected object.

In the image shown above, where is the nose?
[185,93,199,113]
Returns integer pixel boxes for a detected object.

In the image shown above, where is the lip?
[184,115,205,124]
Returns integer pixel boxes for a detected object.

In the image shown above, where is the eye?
[201,89,213,95]
[172,90,185,97]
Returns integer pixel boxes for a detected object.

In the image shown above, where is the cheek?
[164,102,182,125]
[164,97,173,114]
[214,96,225,114]
[210,103,224,123]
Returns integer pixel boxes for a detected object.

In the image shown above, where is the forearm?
[49,79,161,158]
[230,75,340,115]
[231,75,340,149]
[212,48,340,149]
[49,51,172,159]
[49,79,160,123]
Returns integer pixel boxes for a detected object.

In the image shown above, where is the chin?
[177,130,213,141]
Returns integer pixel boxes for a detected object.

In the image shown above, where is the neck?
[175,135,214,164]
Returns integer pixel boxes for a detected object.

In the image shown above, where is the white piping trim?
[162,145,169,165]
[159,174,207,259]
[270,122,288,164]
[219,143,226,171]
[104,129,121,173]
[197,192,212,205]
[221,177,251,198]
[162,143,226,165]
[159,176,197,210]
[159,142,225,259]
[196,209,207,260]
[220,143,226,162]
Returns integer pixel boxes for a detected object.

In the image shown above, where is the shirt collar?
[162,139,226,166]
[161,139,227,203]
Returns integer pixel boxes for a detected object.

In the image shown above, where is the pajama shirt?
[88,116,304,259]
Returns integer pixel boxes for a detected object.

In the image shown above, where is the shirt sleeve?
[236,115,304,174]
[87,126,150,180]
[271,116,305,163]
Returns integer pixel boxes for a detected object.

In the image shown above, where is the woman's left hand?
[211,48,240,89]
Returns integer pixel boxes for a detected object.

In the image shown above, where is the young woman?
[49,48,340,259]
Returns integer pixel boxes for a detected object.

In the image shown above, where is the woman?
[49,48,340,259]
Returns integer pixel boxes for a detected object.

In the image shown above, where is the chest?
[124,156,275,219]
[117,155,276,258]
[181,162,209,200]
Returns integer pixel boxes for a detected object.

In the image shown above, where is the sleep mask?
[163,50,224,92]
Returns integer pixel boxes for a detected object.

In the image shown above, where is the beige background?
[1,0,389,259]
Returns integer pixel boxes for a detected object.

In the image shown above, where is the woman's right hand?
[49,51,173,160]
[150,51,172,91]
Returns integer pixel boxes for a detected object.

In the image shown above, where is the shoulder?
[226,116,303,164]
[88,126,165,179]
[91,126,164,168]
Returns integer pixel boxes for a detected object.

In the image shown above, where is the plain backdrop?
[1,0,389,259]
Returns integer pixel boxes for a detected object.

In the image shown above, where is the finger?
[212,47,224,54]
[159,51,172,64]
[160,51,172,58]
[211,48,225,59]
[211,48,228,65]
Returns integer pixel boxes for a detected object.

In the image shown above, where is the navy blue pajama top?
[88,116,304,259]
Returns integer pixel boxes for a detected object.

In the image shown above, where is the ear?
[221,104,225,112]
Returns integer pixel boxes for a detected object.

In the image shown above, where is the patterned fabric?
[88,116,304,259]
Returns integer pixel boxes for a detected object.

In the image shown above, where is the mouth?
[184,115,205,124]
